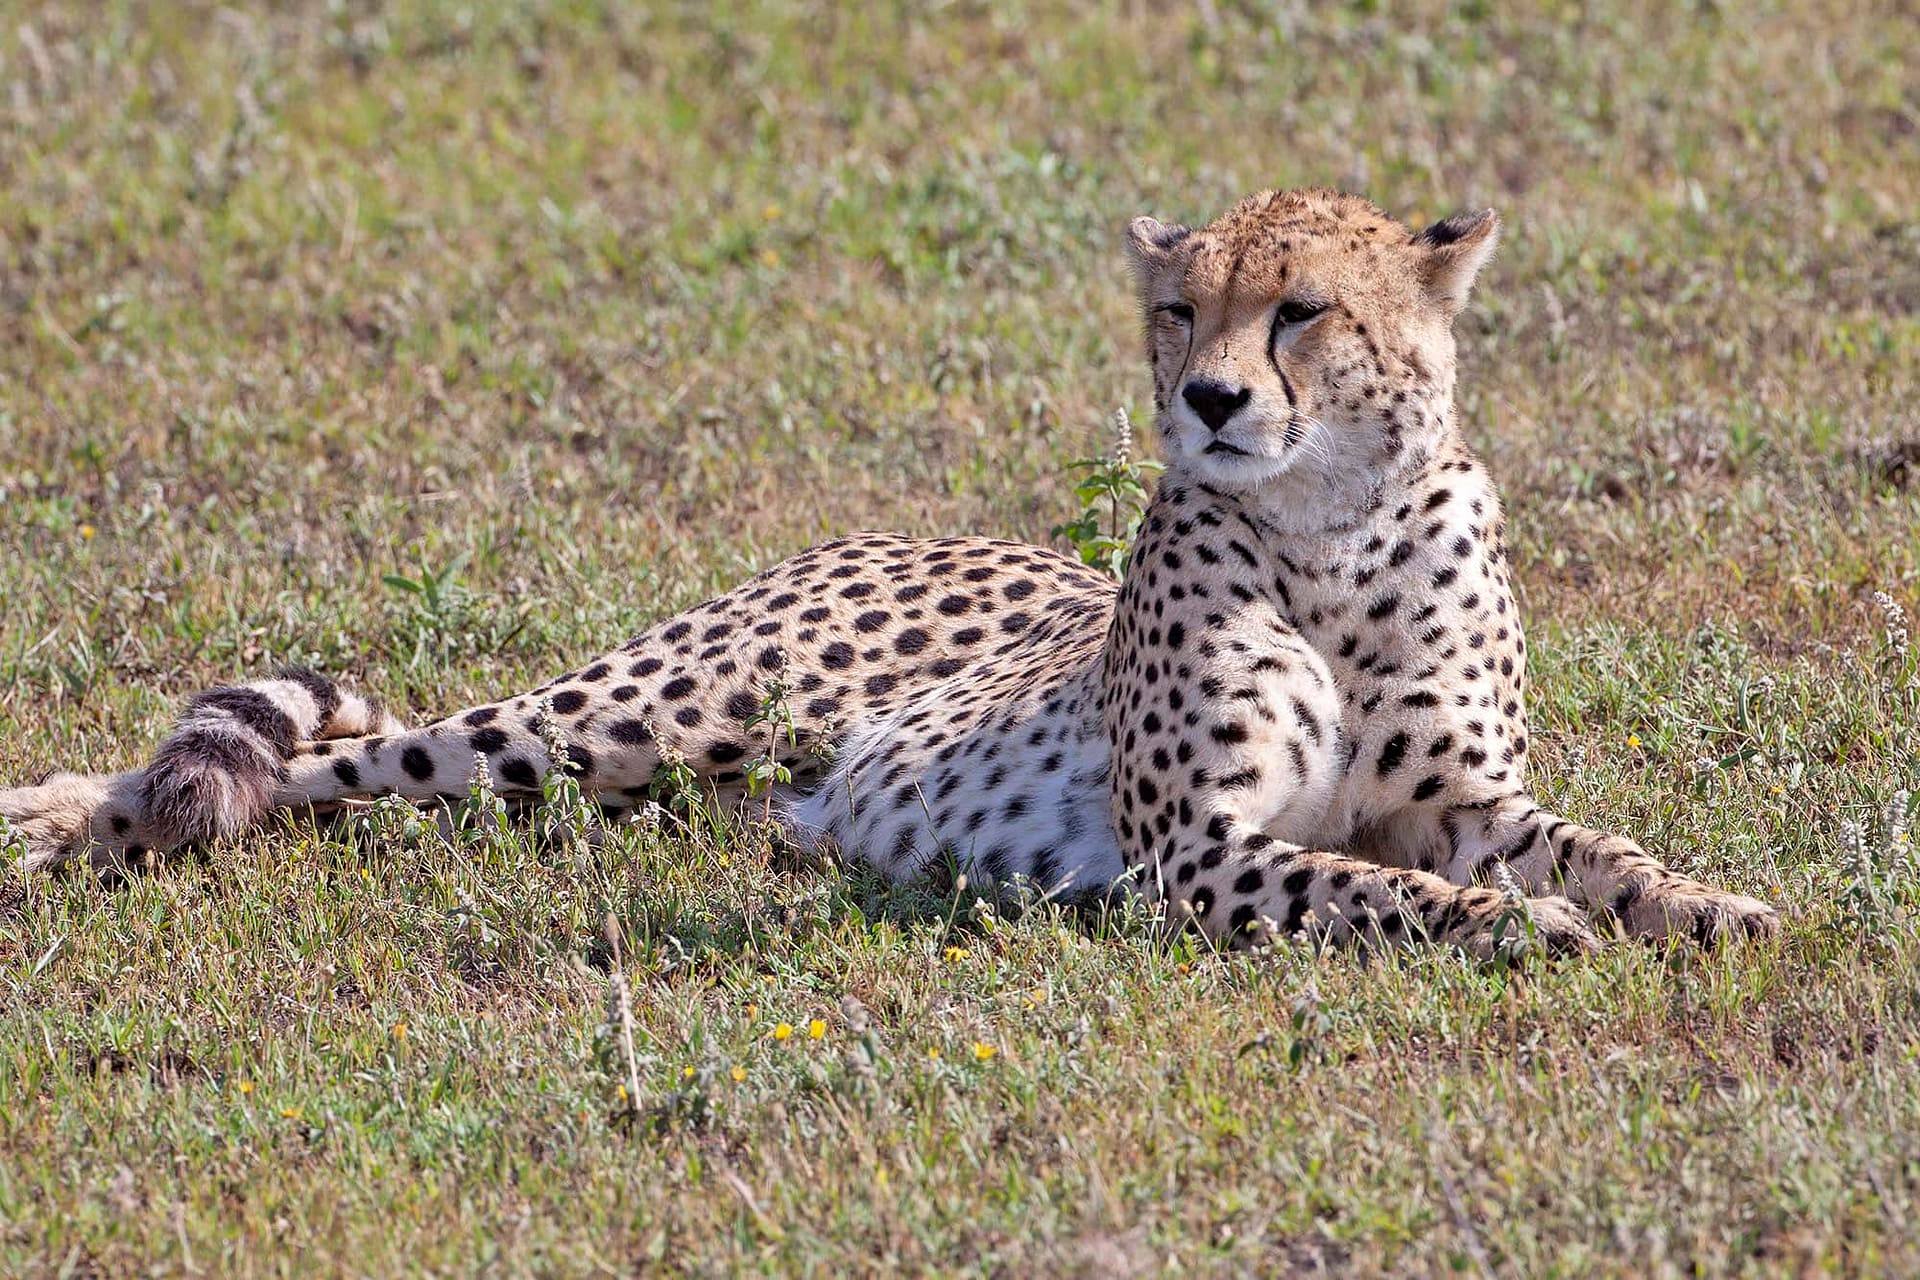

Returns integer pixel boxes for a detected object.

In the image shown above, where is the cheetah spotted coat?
[2,189,1778,953]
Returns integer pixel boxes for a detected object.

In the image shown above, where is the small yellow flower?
[616,1084,629,1102]
[391,1022,406,1041]
[1769,783,1785,796]
[730,1065,747,1083]
[746,1003,759,1019]
[943,945,968,963]
[763,203,782,221]
[928,1047,942,1060]
[79,524,96,541]
[972,1042,996,1062]
[236,1080,254,1095]
[772,1022,793,1041]
[1029,987,1046,1004]
[1626,734,1642,749]
[808,1019,827,1040]
[758,246,780,267]
[682,1065,696,1080]
[281,1107,302,1120]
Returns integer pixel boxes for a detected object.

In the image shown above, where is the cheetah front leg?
[1146,816,1600,957]
[1440,794,1779,944]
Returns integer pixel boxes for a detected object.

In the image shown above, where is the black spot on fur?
[608,719,652,745]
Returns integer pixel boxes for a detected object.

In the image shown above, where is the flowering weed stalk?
[1052,407,1164,579]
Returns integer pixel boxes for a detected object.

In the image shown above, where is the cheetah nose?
[1181,378,1252,433]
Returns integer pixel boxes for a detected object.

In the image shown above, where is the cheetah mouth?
[1203,441,1251,456]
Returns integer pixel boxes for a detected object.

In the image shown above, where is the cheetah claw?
[1626,886,1781,947]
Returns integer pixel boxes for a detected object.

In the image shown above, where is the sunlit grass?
[2,0,1918,1273]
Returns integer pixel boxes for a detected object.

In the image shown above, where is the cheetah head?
[1125,188,1498,502]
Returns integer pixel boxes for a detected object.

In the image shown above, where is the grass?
[2,0,1918,1273]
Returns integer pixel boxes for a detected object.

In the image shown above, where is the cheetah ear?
[1412,208,1500,315]
[1124,215,1192,290]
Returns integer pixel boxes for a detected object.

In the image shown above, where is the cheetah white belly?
[781,672,1124,898]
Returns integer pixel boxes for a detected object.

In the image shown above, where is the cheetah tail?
[137,668,403,850]
[0,668,403,872]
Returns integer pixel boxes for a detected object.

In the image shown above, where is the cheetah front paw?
[1616,881,1780,946]
[0,772,129,873]
[1459,894,1603,960]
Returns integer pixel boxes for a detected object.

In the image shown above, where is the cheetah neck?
[1166,437,1453,552]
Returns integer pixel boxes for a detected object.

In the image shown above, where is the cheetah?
[1,188,1779,954]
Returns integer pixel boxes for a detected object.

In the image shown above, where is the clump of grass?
[1837,789,1916,939]
[381,556,533,671]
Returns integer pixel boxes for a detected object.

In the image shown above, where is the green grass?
[3,0,1919,1273]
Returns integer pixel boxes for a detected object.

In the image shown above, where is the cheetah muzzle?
[1,187,1779,956]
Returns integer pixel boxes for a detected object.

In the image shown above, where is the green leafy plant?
[380,554,467,614]
[741,679,797,823]
[380,555,532,669]
[648,750,710,833]
[1052,407,1163,579]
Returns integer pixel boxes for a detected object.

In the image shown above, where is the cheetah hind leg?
[0,669,404,873]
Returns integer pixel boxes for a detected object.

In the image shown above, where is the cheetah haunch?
[2,189,1778,953]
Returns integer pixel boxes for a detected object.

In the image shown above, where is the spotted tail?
[0,668,402,871]
[138,668,403,847]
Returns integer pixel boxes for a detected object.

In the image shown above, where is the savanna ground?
[2,1,1917,1274]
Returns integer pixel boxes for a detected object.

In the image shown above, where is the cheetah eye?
[1274,299,1330,327]
[1154,302,1195,326]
